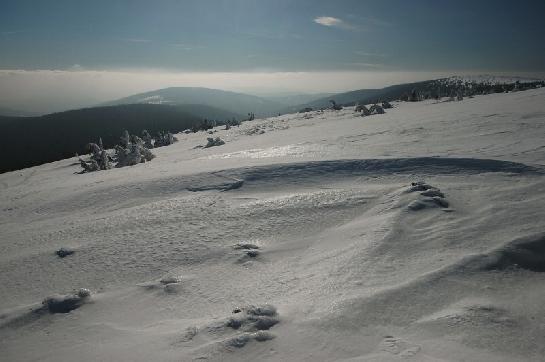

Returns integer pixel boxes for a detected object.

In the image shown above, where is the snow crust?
[1,89,545,361]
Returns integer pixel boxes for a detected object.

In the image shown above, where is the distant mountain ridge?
[261,93,335,107]
[0,106,39,117]
[102,87,285,117]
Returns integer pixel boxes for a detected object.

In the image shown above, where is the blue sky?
[2,0,545,72]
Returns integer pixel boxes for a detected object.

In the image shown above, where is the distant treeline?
[347,80,545,106]
[398,79,545,102]
[0,103,242,173]
[289,79,545,111]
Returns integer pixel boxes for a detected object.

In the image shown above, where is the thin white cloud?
[314,16,342,27]
[315,15,392,32]
[314,16,356,30]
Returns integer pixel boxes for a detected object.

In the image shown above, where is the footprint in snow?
[380,336,422,357]
[180,304,279,355]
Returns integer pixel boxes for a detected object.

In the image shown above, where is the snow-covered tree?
[88,143,102,161]
[77,126,186,174]
[368,104,385,114]
[120,130,130,148]
[142,130,153,149]
[99,150,111,170]
[456,90,464,101]
[79,158,99,172]
[329,100,343,110]
[115,134,155,167]
[154,131,178,147]
[355,104,370,116]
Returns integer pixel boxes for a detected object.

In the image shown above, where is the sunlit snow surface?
[205,143,337,159]
[1,89,545,361]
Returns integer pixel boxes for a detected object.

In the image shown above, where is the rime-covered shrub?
[79,130,155,173]
[154,131,178,147]
[115,134,155,167]
[204,137,225,148]
[142,130,154,149]
[368,104,385,115]
[382,101,393,109]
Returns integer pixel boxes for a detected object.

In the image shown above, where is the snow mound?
[418,300,516,328]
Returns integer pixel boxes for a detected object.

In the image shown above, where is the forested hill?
[0,103,242,173]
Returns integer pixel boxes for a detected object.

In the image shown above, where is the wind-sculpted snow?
[229,157,542,183]
[468,232,545,272]
[23,157,540,218]
[324,232,545,332]
[187,178,243,192]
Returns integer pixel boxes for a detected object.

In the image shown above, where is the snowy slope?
[1,89,545,361]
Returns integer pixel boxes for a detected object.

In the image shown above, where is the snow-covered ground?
[1,89,545,361]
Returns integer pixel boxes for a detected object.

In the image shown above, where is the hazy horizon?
[2,69,545,114]
[2,0,545,114]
